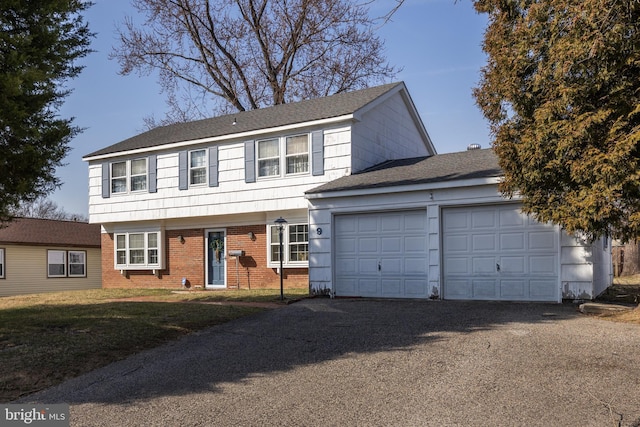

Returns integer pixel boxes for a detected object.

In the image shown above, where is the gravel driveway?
[20,299,640,426]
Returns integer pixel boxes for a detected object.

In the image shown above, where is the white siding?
[308,183,607,301]
[0,245,101,297]
[88,127,353,224]
[351,92,432,173]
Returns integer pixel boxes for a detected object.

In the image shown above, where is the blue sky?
[53,0,490,216]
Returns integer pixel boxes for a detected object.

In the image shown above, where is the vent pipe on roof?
[467,143,481,150]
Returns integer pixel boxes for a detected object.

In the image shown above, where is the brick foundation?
[101,225,308,290]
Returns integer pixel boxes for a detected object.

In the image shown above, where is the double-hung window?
[268,223,309,267]
[68,251,87,277]
[0,248,5,278]
[111,158,148,194]
[115,231,162,269]
[47,250,87,278]
[190,149,207,185]
[257,134,309,178]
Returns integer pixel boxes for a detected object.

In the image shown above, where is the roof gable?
[84,82,410,159]
[0,218,101,247]
[306,148,502,194]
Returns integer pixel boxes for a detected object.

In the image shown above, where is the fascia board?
[305,177,503,200]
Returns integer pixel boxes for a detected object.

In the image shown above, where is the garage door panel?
[529,255,557,274]
[529,280,557,298]
[381,278,402,296]
[381,258,402,274]
[473,234,496,251]
[500,279,526,298]
[472,211,496,228]
[529,231,556,250]
[358,258,378,274]
[472,257,496,274]
[405,279,428,296]
[444,235,469,252]
[473,280,497,298]
[358,237,378,252]
[336,237,356,254]
[500,256,525,274]
[499,209,525,227]
[501,233,525,250]
[381,237,402,253]
[405,257,427,274]
[443,205,559,302]
[336,258,357,275]
[334,210,428,298]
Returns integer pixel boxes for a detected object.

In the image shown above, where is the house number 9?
[316,227,322,235]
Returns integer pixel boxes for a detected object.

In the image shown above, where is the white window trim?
[189,149,208,187]
[110,158,148,195]
[267,223,309,268]
[0,248,5,279]
[47,250,67,278]
[256,133,310,180]
[68,250,87,278]
[114,231,164,270]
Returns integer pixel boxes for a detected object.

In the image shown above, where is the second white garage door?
[442,204,559,302]
[334,210,428,298]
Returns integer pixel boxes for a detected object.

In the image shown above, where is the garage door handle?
[496,263,500,272]
[378,262,381,271]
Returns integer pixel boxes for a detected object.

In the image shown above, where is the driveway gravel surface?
[19,298,640,426]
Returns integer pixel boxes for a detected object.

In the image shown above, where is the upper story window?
[111,158,148,194]
[115,231,162,270]
[268,223,309,267]
[257,134,309,179]
[190,149,207,185]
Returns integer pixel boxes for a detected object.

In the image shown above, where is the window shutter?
[244,141,255,183]
[311,130,324,176]
[148,155,157,193]
[178,151,188,190]
[101,163,110,198]
[208,146,219,187]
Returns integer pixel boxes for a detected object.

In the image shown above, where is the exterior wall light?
[178,235,185,244]
[247,231,256,241]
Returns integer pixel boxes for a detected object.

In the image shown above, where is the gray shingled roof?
[84,82,404,158]
[0,217,101,247]
[306,148,502,194]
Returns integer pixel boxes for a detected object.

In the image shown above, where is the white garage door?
[442,204,559,301]
[334,210,428,298]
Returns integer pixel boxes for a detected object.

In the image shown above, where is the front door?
[207,230,226,288]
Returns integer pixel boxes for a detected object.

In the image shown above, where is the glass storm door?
[207,230,226,287]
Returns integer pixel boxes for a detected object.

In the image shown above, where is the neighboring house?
[84,81,611,301]
[306,149,612,302]
[0,217,102,297]
[83,82,433,290]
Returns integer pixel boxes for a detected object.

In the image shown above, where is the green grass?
[0,288,309,402]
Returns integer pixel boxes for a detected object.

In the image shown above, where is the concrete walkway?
[20,299,640,426]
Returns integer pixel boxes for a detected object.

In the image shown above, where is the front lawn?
[0,288,308,402]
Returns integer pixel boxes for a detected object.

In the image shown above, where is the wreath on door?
[210,238,224,263]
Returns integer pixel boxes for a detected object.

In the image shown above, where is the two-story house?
[85,82,611,301]
[84,82,434,291]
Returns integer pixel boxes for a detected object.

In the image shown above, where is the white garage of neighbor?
[306,149,612,302]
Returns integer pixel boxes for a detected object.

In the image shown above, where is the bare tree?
[111,0,399,126]
[10,198,87,222]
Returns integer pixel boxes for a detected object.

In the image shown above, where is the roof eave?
[305,176,503,200]
[83,114,356,162]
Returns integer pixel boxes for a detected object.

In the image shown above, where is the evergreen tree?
[474,0,640,242]
[0,1,93,222]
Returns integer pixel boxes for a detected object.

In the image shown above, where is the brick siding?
[101,225,308,290]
